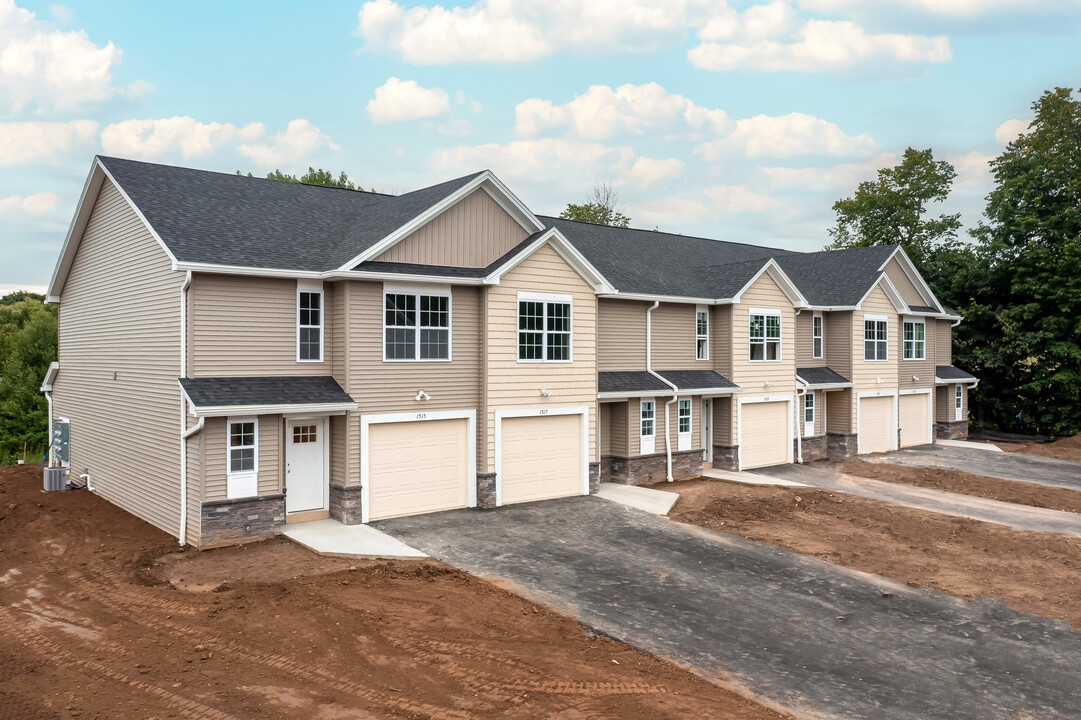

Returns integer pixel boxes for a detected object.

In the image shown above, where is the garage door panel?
[899,394,930,448]
[500,414,582,505]
[740,401,789,470]
[859,396,894,454]
[368,418,470,521]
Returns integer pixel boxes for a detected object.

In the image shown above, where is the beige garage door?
[859,396,895,454]
[898,394,930,448]
[500,414,583,505]
[740,401,789,470]
[368,418,469,521]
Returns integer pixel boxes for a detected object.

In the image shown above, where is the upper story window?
[812,313,823,359]
[297,285,323,362]
[903,320,925,360]
[749,310,781,361]
[696,306,709,361]
[864,316,888,361]
[518,292,571,362]
[384,288,451,361]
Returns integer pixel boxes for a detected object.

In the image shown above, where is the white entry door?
[286,418,326,514]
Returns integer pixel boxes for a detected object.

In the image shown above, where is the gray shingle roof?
[774,245,898,307]
[179,376,355,409]
[797,367,852,387]
[352,233,542,277]
[656,370,739,391]
[936,365,978,382]
[907,304,940,313]
[99,156,483,272]
[598,372,671,395]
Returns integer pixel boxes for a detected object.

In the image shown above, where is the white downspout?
[45,391,53,466]
[179,271,192,546]
[645,301,679,482]
[795,385,804,464]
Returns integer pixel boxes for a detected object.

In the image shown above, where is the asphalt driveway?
[864,445,1081,491]
[377,497,1081,720]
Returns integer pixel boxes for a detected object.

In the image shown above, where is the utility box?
[52,421,69,462]
[43,466,69,492]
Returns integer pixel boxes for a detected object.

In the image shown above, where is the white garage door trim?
[360,409,477,523]
[856,391,898,454]
[495,405,589,507]
[736,395,793,471]
[898,388,933,447]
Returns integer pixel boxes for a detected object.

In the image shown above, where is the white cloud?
[948,150,995,188]
[238,119,339,168]
[624,157,685,188]
[367,77,450,123]
[994,117,1031,145]
[798,0,1075,16]
[101,116,265,159]
[697,112,875,159]
[516,82,729,140]
[356,0,706,64]
[0,0,150,113]
[0,119,97,165]
[0,282,47,295]
[632,184,777,225]
[704,184,777,212]
[763,152,898,189]
[433,138,634,182]
[0,191,60,216]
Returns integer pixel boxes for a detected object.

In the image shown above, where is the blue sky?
[1,0,1079,294]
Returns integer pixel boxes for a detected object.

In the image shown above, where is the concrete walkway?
[376,497,1081,720]
[594,483,679,515]
[757,463,1081,537]
[282,519,426,559]
[863,445,1081,491]
[703,466,808,487]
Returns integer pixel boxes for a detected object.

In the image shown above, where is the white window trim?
[226,416,258,499]
[902,318,926,361]
[382,286,454,363]
[803,392,815,437]
[863,313,889,362]
[677,398,692,451]
[296,281,324,363]
[748,307,783,363]
[812,312,823,360]
[640,399,656,455]
[516,290,573,364]
[695,305,709,361]
[955,384,963,421]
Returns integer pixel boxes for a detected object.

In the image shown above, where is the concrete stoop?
[282,519,427,560]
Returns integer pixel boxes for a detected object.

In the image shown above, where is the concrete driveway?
[864,445,1081,491]
[377,497,1081,720]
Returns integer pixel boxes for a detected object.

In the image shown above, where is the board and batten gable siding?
[882,257,926,307]
[372,189,530,268]
[52,178,185,538]
[190,273,334,377]
[936,320,952,365]
[651,302,711,370]
[201,415,282,501]
[852,285,899,394]
[483,243,597,472]
[597,298,647,371]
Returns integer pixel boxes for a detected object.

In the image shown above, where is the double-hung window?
[695,306,709,361]
[383,289,451,361]
[804,393,815,437]
[297,286,322,362]
[903,320,925,360]
[226,418,257,499]
[812,313,823,359]
[749,310,781,361]
[518,292,571,362]
[640,400,656,454]
[677,399,692,451]
[864,316,888,361]
[954,384,963,421]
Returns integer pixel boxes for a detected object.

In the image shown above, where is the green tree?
[0,293,57,463]
[238,167,362,190]
[560,182,631,227]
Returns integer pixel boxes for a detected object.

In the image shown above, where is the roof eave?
[189,401,359,418]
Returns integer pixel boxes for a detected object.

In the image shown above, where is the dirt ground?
[0,465,788,720]
[842,458,1081,513]
[1000,433,1081,462]
[661,477,1081,628]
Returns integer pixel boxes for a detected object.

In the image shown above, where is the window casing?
[297,289,323,362]
[903,320,926,360]
[812,313,823,359]
[383,290,451,361]
[640,400,656,454]
[677,398,692,451]
[749,310,781,361]
[804,393,815,437]
[954,384,963,420]
[695,306,709,361]
[517,293,572,362]
[863,316,888,361]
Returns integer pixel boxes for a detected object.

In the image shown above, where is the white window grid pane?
[518,300,571,361]
[678,400,691,433]
[385,294,416,327]
[640,401,655,437]
[766,315,781,340]
[229,422,256,473]
[385,327,415,359]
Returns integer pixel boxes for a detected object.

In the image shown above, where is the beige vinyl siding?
[824,311,853,379]
[607,401,628,455]
[852,286,899,392]
[728,273,797,393]
[202,415,282,501]
[373,189,529,268]
[936,383,967,422]
[52,179,184,539]
[597,299,647,371]
[599,402,612,455]
[191,274,333,377]
[652,302,710,370]
[898,317,935,393]
[710,305,732,378]
[796,311,828,368]
[185,417,203,546]
[640,396,697,458]
[882,257,926,307]
[805,390,825,436]
[827,388,853,434]
[936,320,952,365]
[328,282,346,387]
[713,396,733,446]
[484,243,597,472]
[329,414,347,487]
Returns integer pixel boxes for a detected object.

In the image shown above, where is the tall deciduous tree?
[0,293,57,463]
[560,181,631,227]
[238,167,368,190]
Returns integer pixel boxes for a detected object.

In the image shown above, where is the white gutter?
[179,271,191,546]
[645,301,679,482]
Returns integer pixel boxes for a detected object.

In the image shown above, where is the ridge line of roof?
[539,214,799,255]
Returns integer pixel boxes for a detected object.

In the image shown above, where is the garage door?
[859,396,894,454]
[368,418,469,521]
[898,394,930,448]
[500,414,583,505]
[740,401,789,470]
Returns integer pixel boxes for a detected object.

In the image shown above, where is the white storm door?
[286,419,325,514]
